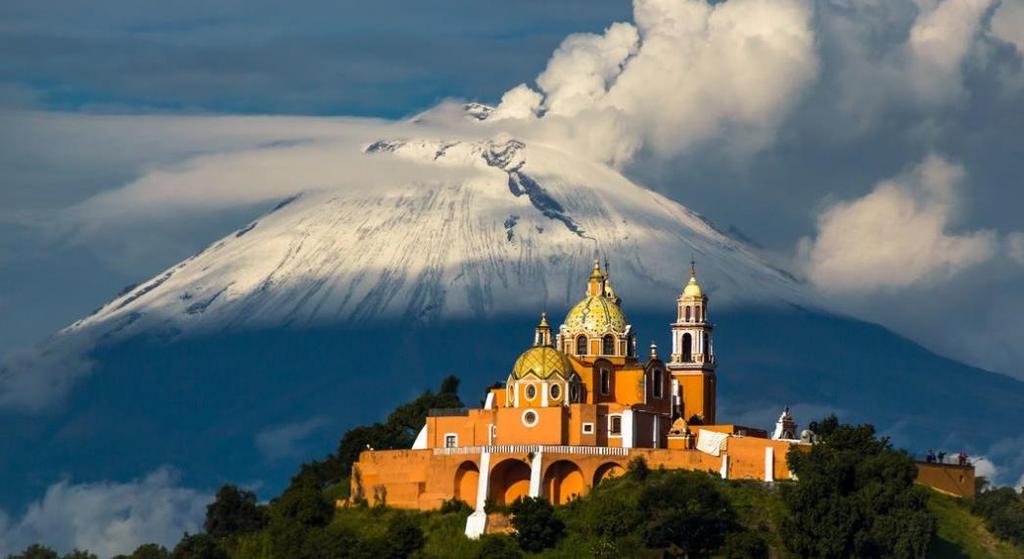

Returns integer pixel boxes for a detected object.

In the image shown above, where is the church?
[352,260,973,538]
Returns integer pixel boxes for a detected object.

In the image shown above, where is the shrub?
[720,530,768,559]
[973,486,1024,544]
[204,484,266,538]
[509,496,564,552]
[5,545,58,559]
[474,535,523,559]
[113,543,170,559]
[171,533,226,559]
[440,498,473,515]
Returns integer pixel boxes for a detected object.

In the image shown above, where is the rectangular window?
[600,369,610,395]
[582,422,594,434]
[444,434,458,448]
[609,415,622,435]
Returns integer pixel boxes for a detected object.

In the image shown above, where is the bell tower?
[667,261,716,424]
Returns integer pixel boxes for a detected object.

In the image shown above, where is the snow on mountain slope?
[68,135,807,340]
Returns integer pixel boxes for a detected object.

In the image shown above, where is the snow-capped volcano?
[70,134,806,339]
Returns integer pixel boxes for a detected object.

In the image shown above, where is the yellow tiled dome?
[563,295,628,335]
[511,346,574,380]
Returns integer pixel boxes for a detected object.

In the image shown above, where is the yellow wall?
[915,462,975,498]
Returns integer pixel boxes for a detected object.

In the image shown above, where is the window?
[682,333,693,362]
[444,434,458,448]
[600,369,610,395]
[609,415,622,435]
[576,335,588,355]
[653,369,664,398]
[685,306,691,322]
[696,306,703,322]
[569,383,579,402]
[602,335,615,355]
[582,422,594,434]
[525,384,537,400]
[522,410,538,427]
[550,383,561,400]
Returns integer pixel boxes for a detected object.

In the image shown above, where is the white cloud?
[1008,231,1024,263]
[907,0,996,105]
[973,456,999,479]
[799,155,998,292]
[493,0,819,165]
[991,0,1024,54]
[821,0,996,130]
[0,468,210,558]
[255,416,331,461]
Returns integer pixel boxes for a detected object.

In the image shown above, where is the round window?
[550,383,561,400]
[522,410,539,427]
[525,384,537,400]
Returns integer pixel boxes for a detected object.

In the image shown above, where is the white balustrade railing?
[432,445,629,457]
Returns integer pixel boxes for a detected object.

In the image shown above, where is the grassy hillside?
[928,492,1024,559]
[217,483,1024,559]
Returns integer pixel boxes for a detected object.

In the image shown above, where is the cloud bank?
[492,0,819,165]
[0,468,209,558]
[799,155,999,292]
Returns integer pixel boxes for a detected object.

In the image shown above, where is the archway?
[490,459,532,506]
[543,460,585,505]
[454,461,480,507]
[682,333,693,362]
[593,462,625,486]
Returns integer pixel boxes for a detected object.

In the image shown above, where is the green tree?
[171,534,226,559]
[781,415,934,559]
[275,481,334,528]
[380,514,425,558]
[204,484,266,538]
[474,535,523,559]
[637,470,736,556]
[5,544,58,559]
[299,524,359,559]
[509,496,564,552]
[114,543,169,559]
[61,552,97,559]
[720,531,768,559]
[973,485,1024,544]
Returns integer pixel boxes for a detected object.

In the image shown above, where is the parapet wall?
[915,461,975,498]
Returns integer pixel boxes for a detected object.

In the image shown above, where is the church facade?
[351,261,973,538]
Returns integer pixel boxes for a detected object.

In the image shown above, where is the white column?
[719,454,730,479]
[622,410,635,449]
[541,382,549,406]
[465,450,492,539]
[528,450,544,498]
[765,447,775,482]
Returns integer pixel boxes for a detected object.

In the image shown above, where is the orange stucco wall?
[352,433,801,511]
[915,462,975,498]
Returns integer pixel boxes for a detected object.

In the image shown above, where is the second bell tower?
[667,261,717,424]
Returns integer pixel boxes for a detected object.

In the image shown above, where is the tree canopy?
[781,414,934,558]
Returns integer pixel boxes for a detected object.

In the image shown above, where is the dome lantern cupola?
[560,259,634,360]
[534,312,552,347]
